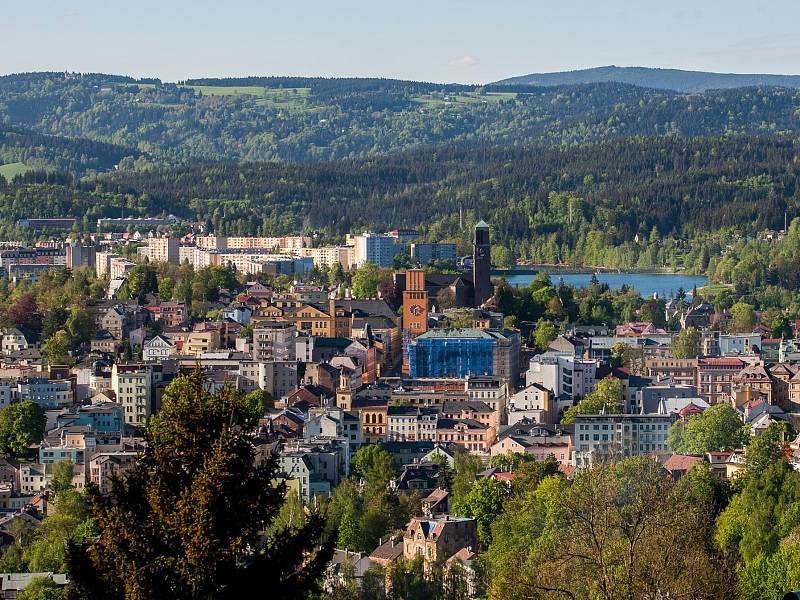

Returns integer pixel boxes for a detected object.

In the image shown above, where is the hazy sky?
[2,0,800,83]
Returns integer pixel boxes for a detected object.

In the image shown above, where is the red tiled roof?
[662,454,703,472]
[558,463,577,477]
[699,358,746,367]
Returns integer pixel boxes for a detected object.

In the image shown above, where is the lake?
[499,270,708,299]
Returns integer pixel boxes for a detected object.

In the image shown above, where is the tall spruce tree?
[65,371,332,599]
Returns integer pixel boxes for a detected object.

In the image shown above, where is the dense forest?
[0,135,797,283]
[0,123,135,175]
[2,72,800,294]
[2,72,800,166]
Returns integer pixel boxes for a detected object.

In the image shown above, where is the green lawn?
[412,91,516,107]
[180,85,310,110]
[0,162,32,181]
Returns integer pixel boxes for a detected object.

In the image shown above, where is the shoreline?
[494,264,696,276]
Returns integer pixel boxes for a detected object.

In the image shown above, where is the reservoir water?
[499,270,708,299]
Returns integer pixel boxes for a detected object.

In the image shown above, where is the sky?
[2,0,800,83]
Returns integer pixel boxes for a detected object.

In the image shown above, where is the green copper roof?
[475,220,489,228]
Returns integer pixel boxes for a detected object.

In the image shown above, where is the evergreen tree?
[65,371,332,599]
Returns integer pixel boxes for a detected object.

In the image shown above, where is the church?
[394,220,493,312]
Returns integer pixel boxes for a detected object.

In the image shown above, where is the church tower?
[473,220,491,307]
[402,268,428,375]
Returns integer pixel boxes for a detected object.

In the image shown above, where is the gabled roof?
[661,454,703,473]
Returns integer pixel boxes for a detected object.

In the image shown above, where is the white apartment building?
[353,233,398,268]
[300,246,355,271]
[145,236,179,264]
[526,354,599,410]
[386,406,437,442]
[95,251,120,277]
[112,363,163,427]
[572,412,672,468]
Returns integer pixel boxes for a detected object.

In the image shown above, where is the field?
[412,91,516,108]
[0,162,32,181]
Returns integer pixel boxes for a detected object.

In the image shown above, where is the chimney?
[391,537,395,548]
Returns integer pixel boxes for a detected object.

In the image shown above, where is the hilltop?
[494,65,800,92]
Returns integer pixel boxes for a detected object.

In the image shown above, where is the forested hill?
[0,135,796,271]
[0,123,136,178]
[2,72,800,167]
[495,65,800,93]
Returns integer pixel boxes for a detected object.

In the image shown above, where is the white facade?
[353,233,398,268]
[143,335,176,362]
[386,407,437,442]
[572,413,672,468]
[526,354,599,404]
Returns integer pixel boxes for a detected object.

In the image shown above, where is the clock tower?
[473,220,491,307]
[402,269,428,375]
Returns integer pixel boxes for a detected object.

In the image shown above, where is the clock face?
[409,304,423,316]
[476,246,487,258]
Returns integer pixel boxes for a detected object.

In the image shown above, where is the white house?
[143,334,177,362]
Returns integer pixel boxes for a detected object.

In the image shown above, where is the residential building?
[253,321,297,362]
[143,335,177,362]
[145,235,179,264]
[645,357,697,387]
[403,516,479,562]
[509,383,554,425]
[353,233,399,268]
[410,243,457,265]
[111,363,165,427]
[573,412,673,468]
[695,358,747,404]
[407,328,519,381]
[300,246,354,271]
[526,354,599,406]
[88,451,139,495]
[436,418,489,454]
[386,406,438,442]
[17,377,73,409]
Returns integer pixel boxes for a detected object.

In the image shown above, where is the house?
[614,322,667,337]
[100,305,128,340]
[279,453,313,503]
[379,441,437,468]
[0,572,69,597]
[445,547,479,598]
[0,458,20,494]
[491,421,573,463]
[743,401,789,436]
[681,302,715,329]
[392,463,442,495]
[88,452,139,495]
[403,515,478,563]
[324,550,374,592]
[0,329,28,355]
[90,329,120,354]
[421,488,449,516]
[19,463,50,494]
[732,363,775,405]
[142,335,177,363]
[369,536,404,567]
[222,304,252,325]
[660,454,704,480]
[509,383,554,425]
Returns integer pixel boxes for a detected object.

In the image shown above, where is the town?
[0,213,794,598]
